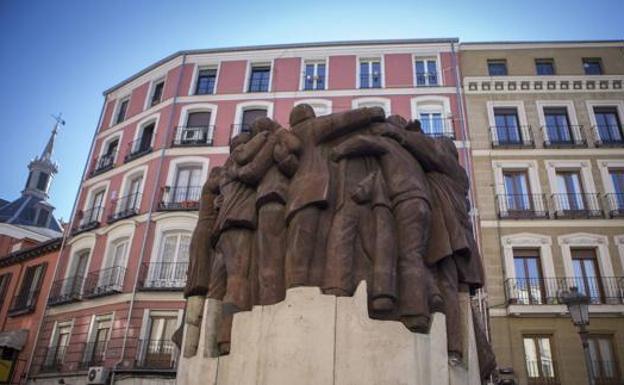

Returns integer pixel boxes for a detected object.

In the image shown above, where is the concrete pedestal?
[177,281,481,385]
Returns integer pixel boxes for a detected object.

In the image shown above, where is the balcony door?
[523,335,557,384]
[151,232,191,287]
[64,251,88,296]
[184,112,212,143]
[571,249,604,304]
[173,166,202,204]
[503,171,531,212]
[544,107,573,144]
[513,250,544,304]
[594,107,622,143]
[144,314,178,368]
[494,108,521,144]
[556,171,585,210]
[99,238,128,289]
[123,176,142,213]
[609,169,624,212]
[86,190,105,224]
[241,109,267,134]
[138,123,154,152]
[587,335,619,383]
[419,112,444,137]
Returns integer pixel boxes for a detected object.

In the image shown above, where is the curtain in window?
[594,108,622,142]
[545,108,572,143]
[556,172,584,210]
[504,172,530,211]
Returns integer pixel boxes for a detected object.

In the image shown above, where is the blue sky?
[0,0,622,220]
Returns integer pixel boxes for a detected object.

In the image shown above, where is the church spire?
[23,115,63,199]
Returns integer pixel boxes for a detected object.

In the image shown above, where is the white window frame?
[131,114,160,153]
[188,63,220,96]
[164,157,210,188]
[352,97,391,116]
[83,313,115,363]
[536,100,581,144]
[137,309,183,364]
[117,166,148,215]
[356,56,384,89]
[299,59,328,91]
[232,101,274,137]
[112,95,131,127]
[82,180,110,221]
[545,159,598,213]
[144,77,166,111]
[493,160,543,196]
[294,99,332,117]
[98,132,124,165]
[614,235,624,276]
[243,61,274,93]
[177,103,219,143]
[413,55,442,87]
[585,100,624,143]
[597,159,624,194]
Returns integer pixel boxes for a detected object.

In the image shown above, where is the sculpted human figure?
[329,115,438,332]
[285,104,385,288]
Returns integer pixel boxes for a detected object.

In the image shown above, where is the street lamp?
[559,286,594,385]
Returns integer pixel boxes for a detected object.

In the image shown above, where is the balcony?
[490,125,535,148]
[420,118,456,139]
[73,206,104,234]
[8,289,39,316]
[78,342,107,369]
[139,262,188,291]
[40,346,67,373]
[91,153,116,176]
[504,277,624,306]
[551,193,603,218]
[542,125,587,148]
[135,339,178,370]
[124,138,152,163]
[108,193,142,223]
[48,275,83,306]
[593,125,624,147]
[496,194,548,219]
[82,266,126,298]
[605,193,624,218]
[172,126,214,147]
[158,186,201,211]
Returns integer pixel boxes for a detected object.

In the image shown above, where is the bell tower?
[23,114,63,199]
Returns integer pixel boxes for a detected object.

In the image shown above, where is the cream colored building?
[460,40,624,385]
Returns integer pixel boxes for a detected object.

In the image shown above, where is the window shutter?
[0,273,12,306]
[186,112,211,128]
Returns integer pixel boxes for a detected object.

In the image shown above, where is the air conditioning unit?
[87,367,109,385]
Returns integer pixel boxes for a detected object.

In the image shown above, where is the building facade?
[461,41,624,384]
[28,39,471,385]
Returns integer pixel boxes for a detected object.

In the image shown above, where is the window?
[147,231,191,288]
[173,166,202,203]
[85,317,111,366]
[106,238,129,270]
[523,335,557,383]
[503,171,531,210]
[241,109,267,134]
[594,107,623,145]
[419,112,444,137]
[0,273,12,310]
[195,68,217,95]
[494,108,522,145]
[158,232,191,267]
[487,59,507,76]
[65,250,89,297]
[587,335,620,383]
[140,313,178,368]
[45,323,71,369]
[571,249,603,303]
[134,123,154,155]
[556,170,585,210]
[535,59,555,75]
[36,173,50,192]
[97,138,119,171]
[609,169,624,212]
[36,208,49,227]
[415,59,438,86]
[123,176,143,212]
[513,249,544,304]
[182,111,212,144]
[97,238,128,291]
[12,263,47,313]
[115,97,129,124]
[85,190,105,225]
[303,62,326,90]
[583,58,603,75]
[248,65,271,92]
[149,80,165,107]
[544,107,573,144]
[359,59,382,88]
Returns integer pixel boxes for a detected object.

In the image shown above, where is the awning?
[0,329,28,350]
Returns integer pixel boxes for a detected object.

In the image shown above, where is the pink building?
[29,38,471,385]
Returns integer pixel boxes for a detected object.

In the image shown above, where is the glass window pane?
[523,338,539,378]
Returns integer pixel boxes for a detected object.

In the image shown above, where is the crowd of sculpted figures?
[176,103,494,375]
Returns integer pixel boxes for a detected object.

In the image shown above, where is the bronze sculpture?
[180,104,495,378]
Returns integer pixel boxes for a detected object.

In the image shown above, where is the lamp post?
[559,286,594,385]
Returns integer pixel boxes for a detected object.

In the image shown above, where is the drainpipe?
[110,53,187,385]
[450,41,490,336]
[22,97,107,385]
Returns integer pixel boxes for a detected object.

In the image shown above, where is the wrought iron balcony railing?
[490,125,535,148]
[82,266,126,298]
[504,277,624,305]
[551,193,603,218]
[78,342,107,369]
[158,186,201,211]
[420,118,456,139]
[172,126,215,147]
[8,289,39,315]
[40,345,67,373]
[542,125,587,148]
[73,206,104,234]
[139,262,188,290]
[496,194,548,219]
[108,193,142,223]
[524,360,559,385]
[593,125,624,147]
[48,275,84,305]
[124,138,152,162]
[135,339,178,370]
[605,193,624,218]
[92,153,116,176]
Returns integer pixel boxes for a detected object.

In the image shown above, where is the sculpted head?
[404,119,422,132]
[289,104,316,127]
[386,115,408,129]
[251,117,279,136]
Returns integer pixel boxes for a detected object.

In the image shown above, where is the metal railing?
[48,275,83,305]
[135,339,178,369]
[139,262,188,290]
[172,126,214,146]
[124,138,152,162]
[605,193,624,218]
[525,360,559,385]
[505,277,624,305]
[83,266,126,298]
[551,193,603,218]
[496,194,548,219]
[420,118,456,139]
[79,342,107,368]
[40,345,67,372]
[108,192,142,222]
[74,206,103,234]
[158,186,201,211]
[542,125,587,148]
[8,289,39,315]
[593,125,624,147]
[92,153,116,175]
[589,360,620,384]
[415,72,439,86]
[490,125,535,148]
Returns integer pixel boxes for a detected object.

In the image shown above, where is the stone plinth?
[177,281,481,385]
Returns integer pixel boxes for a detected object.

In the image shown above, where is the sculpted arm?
[401,132,462,177]
[231,131,269,165]
[330,135,389,162]
[236,138,276,185]
[315,107,386,143]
